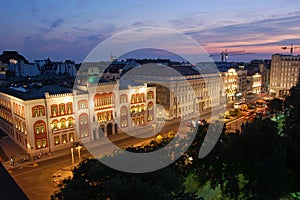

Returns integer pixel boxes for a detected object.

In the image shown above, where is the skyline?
[1,0,300,62]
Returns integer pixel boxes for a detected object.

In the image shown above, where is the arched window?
[32,105,45,117]
[51,105,58,117]
[59,103,65,115]
[33,121,47,135]
[60,118,66,129]
[67,117,74,128]
[66,102,73,114]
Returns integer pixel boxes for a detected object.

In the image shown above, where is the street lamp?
[71,148,74,167]
[75,145,82,163]
[48,123,55,154]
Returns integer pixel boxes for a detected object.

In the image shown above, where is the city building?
[251,72,262,94]
[120,62,222,120]
[0,78,156,155]
[269,54,300,97]
[220,68,238,101]
[236,70,248,98]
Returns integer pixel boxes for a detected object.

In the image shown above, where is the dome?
[0,51,29,64]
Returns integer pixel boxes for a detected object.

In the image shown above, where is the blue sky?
[1,0,300,62]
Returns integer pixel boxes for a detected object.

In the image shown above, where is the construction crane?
[210,49,255,62]
[281,43,300,55]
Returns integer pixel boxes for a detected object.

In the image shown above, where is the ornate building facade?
[0,80,155,155]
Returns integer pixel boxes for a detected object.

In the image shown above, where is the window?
[59,104,65,115]
[40,124,45,133]
[38,107,43,116]
[67,103,73,114]
[78,100,88,110]
[42,139,46,147]
[37,140,42,149]
[120,94,127,103]
[141,93,145,102]
[80,116,87,125]
[34,108,38,117]
[62,134,67,144]
[54,135,60,145]
[61,119,66,129]
[131,94,135,103]
[35,125,40,134]
[80,130,88,138]
[147,91,154,99]
[32,106,45,117]
[53,121,58,130]
[69,133,74,142]
[51,105,57,117]
[34,121,46,135]
[68,118,74,127]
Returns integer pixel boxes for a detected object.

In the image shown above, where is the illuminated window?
[61,119,66,129]
[59,104,65,115]
[40,124,45,133]
[34,108,38,117]
[62,134,67,144]
[51,105,57,117]
[69,133,74,142]
[67,103,73,114]
[42,139,46,147]
[54,135,60,145]
[35,125,40,134]
[38,107,43,116]
[131,94,135,103]
[37,140,42,148]
[147,91,154,99]
[53,121,58,130]
[68,118,73,127]
[141,93,145,102]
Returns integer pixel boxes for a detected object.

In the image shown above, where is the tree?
[52,146,189,200]
[268,98,283,114]
[283,81,300,191]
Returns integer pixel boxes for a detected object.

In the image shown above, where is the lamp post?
[71,148,74,167]
[76,145,82,163]
[49,123,54,154]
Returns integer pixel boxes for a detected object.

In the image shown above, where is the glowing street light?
[71,148,74,167]
[76,145,82,163]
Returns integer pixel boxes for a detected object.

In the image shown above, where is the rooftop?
[0,84,73,100]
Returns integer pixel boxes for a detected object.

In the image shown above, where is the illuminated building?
[120,63,222,120]
[269,54,300,97]
[251,73,262,94]
[220,68,238,101]
[0,79,155,155]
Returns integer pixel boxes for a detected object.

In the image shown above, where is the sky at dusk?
[1,0,300,63]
